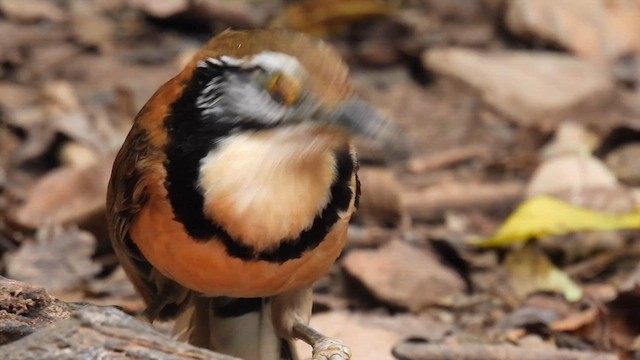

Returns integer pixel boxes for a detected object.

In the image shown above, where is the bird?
[107,29,409,360]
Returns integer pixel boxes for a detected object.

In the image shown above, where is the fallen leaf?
[342,240,466,311]
[294,312,401,359]
[11,154,114,230]
[550,304,599,332]
[505,0,640,61]
[473,196,640,247]
[4,225,101,295]
[423,48,613,128]
[0,0,66,23]
[504,243,583,302]
[528,122,636,214]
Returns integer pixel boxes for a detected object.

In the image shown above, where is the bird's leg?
[293,320,352,360]
[272,287,352,360]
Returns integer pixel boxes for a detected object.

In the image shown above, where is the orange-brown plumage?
[107,28,407,360]
[127,149,357,297]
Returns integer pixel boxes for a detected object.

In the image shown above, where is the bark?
[0,277,236,360]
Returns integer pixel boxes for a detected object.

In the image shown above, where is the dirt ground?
[1,1,640,359]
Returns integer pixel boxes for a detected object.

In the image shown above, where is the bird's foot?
[312,337,352,360]
[293,321,352,360]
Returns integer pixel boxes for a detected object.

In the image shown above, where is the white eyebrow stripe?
[249,51,303,76]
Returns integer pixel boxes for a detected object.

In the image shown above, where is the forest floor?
[1,1,640,359]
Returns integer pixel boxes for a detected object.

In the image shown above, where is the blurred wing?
[107,121,191,320]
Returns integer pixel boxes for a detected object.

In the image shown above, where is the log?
[0,277,236,360]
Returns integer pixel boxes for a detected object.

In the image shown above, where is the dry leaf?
[274,0,393,35]
[11,155,114,229]
[342,240,466,311]
[505,243,583,302]
[4,225,100,295]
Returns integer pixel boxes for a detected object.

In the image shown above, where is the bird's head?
[175,29,410,161]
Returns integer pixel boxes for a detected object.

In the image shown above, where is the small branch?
[392,343,619,360]
[406,145,489,174]
[402,181,525,221]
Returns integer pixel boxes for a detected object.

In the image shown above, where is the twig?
[402,181,524,221]
[392,343,619,360]
[406,145,489,174]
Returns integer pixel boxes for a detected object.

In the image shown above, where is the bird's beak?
[315,98,412,162]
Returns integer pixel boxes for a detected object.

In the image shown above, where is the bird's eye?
[266,73,301,106]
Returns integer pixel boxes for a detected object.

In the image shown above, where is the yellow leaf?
[473,196,640,247]
[505,243,583,302]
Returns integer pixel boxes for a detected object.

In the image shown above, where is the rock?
[505,0,640,61]
[342,240,466,311]
[423,48,613,127]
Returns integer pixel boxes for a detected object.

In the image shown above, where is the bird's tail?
[174,296,298,360]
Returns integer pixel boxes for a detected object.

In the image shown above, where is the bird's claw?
[312,337,352,360]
